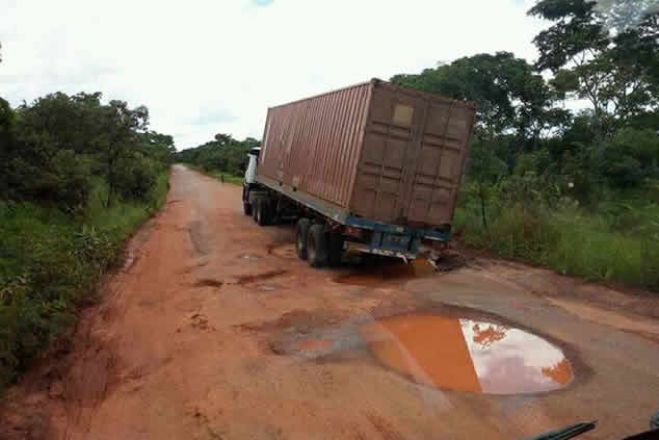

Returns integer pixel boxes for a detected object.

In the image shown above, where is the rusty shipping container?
[257,79,476,229]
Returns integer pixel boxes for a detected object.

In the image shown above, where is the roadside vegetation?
[176,133,260,184]
[392,0,659,291]
[0,86,175,389]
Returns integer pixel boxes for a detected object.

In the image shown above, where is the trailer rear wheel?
[327,231,344,267]
[243,202,252,216]
[307,224,328,268]
[295,218,311,260]
[252,199,260,223]
[254,199,270,226]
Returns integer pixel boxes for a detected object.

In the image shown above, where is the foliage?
[455,191,659,290]
[529,0,658,136]
[392,52,568,148]
[0,175,169,389]
[391,0,658,291]
[176,134,259,179]
[0,88,174,389]
[600,128,659,187]
[0,92,174,210]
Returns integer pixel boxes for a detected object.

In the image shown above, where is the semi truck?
[242,79,475,268]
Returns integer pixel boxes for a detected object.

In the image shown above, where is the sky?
[0,0,546,150]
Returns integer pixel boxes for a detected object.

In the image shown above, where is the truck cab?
[241,147,260,215]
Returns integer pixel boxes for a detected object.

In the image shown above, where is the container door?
[403,100,473,227]
[353,87,428,224]
[352,84,473,227]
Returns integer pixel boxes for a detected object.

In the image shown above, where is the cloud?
[0,0,545,149]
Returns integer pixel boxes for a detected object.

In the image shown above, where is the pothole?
[193,278,224,288]
[267,309,574,395]
[267,243,297,260]
[360,313,573,395]
[335,259,436,286]
[232,270,287,286]
[242,304,575,396]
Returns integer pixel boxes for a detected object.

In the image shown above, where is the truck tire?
[307,224,328,268]
[295,218,311,260]
[252,198,260,223]
[254,199,270,226]
[327,231,344,267]
[243,202,252,216]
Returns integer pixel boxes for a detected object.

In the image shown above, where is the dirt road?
[2,165,659,440]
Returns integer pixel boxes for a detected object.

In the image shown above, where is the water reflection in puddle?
[361,314,573,394]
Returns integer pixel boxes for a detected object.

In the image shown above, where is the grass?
[454,197,659,291]
[0,171,169,390]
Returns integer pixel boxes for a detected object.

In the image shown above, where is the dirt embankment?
[1,165,658,440]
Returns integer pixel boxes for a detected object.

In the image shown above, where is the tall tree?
[391,52,563,147]
[96,100,149,206]
[529,0,659,136]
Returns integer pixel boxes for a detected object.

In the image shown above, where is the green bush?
[3,148,93,213]
[113,155,159,201]
[601,129,659,188]
[176,134,260,178]
[1,92,175,213]
[0,91,174,390]
[0,171,169,390]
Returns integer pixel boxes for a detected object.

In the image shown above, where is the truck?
[242,78,475,268]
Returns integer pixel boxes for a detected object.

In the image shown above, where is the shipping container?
[242,79,475,266]
[257,79,475,228]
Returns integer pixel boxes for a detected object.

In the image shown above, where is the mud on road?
[2,165,659,440]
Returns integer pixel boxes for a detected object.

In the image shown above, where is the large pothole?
[267,309,575,396]
[360,313,573,395]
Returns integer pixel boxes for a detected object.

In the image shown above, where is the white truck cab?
[244,147,260,184]
[242,147,261,215]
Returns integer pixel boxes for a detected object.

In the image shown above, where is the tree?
[139,131,176,164]
[0,98,15,197]
[95,100,149,206]
[464,138,509,229]
[0,92,172,210]
[2,94,100,211]
[530,0,659,137]
[600,128,659,188]
[214,133,234,146]
[593,0,659,31]
[176,135,261,177]
[391,52,563,147]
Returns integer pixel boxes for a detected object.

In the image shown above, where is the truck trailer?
[242,79,475,267]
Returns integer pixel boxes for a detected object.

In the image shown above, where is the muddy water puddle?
[335,259,436,286]
[361,314,573,395]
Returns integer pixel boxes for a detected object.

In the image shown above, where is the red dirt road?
[2,165,659,439]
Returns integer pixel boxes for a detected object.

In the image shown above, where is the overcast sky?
[1,0,545,149]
